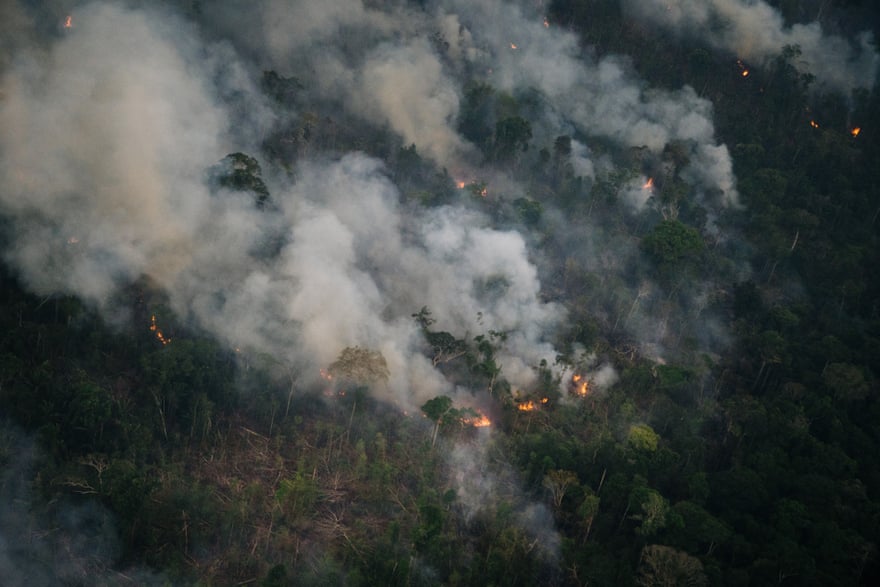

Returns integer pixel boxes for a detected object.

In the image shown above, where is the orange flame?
[456,180,467,189]
[470,414,491,427]
[543,17,550,28]
[741,69,749,77]
[851,127,861,137]
[64,15,72,28]
[319,368,333,381]
[572,374,590,396]
[810,120,819,129]
[643,177,654,190]
[149,315,171,346]
[517,400,537,412]
[510,43,518,50]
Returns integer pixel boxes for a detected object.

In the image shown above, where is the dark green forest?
[1,0,879,585]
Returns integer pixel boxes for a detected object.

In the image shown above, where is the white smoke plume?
[0,0,770,579]
[623,0,879,94]
[0,1,563,407]
[435,0,739,206]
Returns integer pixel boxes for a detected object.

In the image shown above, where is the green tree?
[421,395,454,448]
[493,116,532,163]
[641,220,704,272]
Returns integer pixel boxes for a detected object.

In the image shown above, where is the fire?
[510,43,518,50]
[479,186,488,197]
[517,400,537,412]
[851,127,861,138]
[149,315,171,346]
[67,236,79,245]
[319,368,333,381]
[643,177,654,190]
[460,410,491,427]
[470,414,492,427]
[810,120,819,129]
[543,17,550,28]
[456,180,467,189]
[736,59,749,77]
[64,15,72,28]
[572,374,590,397]
[741,69,750,77]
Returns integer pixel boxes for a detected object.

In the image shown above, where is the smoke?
[0,423,166,586]
[448,440,560,561]
[622,0,879,94]
[353,39,472,165]
[0,1,766,577]
[0,1,269,305]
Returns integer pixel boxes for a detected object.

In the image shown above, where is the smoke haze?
[0,0,812,576]
[623,0,879,94]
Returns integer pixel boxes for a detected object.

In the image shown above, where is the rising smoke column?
[622,0,879,94]
[436,0,738,208]
[0,2,263,305]
[0,1,759,573]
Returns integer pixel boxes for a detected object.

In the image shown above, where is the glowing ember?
[456,180,467,189]
[64,15,72,28]
[510,43,518,50]
[741,69,750,77]
[517,400,537,412]
[572,374,590,397]
[810,120,820,129]
[543,17,550,28]
[736,59,749,77]
[851,127,861,137]
[149,315,171,346]
[540,397,549,404]
[643,177,654,190]
[319,368,333,381]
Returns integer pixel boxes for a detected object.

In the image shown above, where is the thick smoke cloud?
[0,2,262,304]
[0,0,769,575]
[623,0,879,94]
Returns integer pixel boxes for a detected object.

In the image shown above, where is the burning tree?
[420,395,490,448]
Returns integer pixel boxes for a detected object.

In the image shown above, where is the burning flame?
[456,180,467,189]
[149,315,171,346]
[517,400,537,412]
[572,374,590,397]
[851,127,861,138]
[741,69,750,77]
[469,414,492,427]
[510,43,518,50]
[64,15,72,28]
[643,177,654,190]
[736,59,749,77]
[319,368,333,381]
[543,17,550,28]
[810,120,819,129]
[460,410,491,427]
